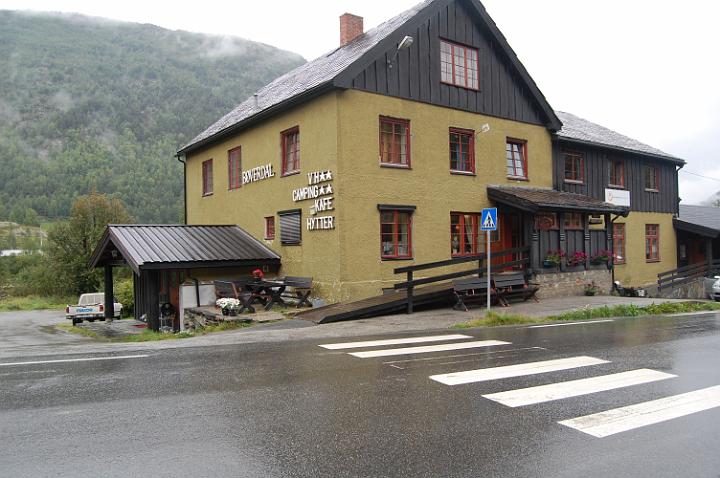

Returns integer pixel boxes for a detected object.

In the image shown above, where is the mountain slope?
[0,10,305,222]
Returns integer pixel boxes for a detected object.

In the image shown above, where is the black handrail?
[394,246,531,313]
[657,260,720,291]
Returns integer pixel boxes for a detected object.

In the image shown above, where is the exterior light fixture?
[388,35,414,68]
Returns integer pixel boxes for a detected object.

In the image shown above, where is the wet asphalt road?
[2,312,720,477]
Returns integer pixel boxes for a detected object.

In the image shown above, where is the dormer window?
[440,40,479,90]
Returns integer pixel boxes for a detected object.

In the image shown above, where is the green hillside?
[0,10,305,223]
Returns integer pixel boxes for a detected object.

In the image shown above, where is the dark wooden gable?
[339,0,555,127]
[552,141,680,214]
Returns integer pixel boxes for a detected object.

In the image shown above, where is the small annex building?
[89,225,280,330]
[674,205,720,268]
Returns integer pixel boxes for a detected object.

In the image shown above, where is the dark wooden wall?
[134,269,160,330]
[349,0,546,126]
[552,141,679,214]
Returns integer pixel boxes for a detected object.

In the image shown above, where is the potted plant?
[566,251,588,268]
[543,249,565,268]
[590,249,614,265]
[216,298,240,316]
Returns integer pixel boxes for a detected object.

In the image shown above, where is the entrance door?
[492,213,522,268]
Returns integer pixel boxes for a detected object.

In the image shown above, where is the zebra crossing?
[318,333,720,438]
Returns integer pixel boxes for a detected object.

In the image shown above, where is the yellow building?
[178,0,683,304]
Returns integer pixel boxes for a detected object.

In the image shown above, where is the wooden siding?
[552,141,679,214]
[350,0,545,126]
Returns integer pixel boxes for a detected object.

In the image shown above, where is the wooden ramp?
[296,283,454,324]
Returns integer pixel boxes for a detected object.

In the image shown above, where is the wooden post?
[706,238,713,266]
[583,213,591,269]
[104,265,114,320]
[406,271,414,314]
[558,212,566,272]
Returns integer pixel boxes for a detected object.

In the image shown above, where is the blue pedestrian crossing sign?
[480,208,498,231]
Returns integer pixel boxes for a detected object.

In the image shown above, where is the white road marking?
[0,355,151,367]
[559,385,720,438]
[527,319,614,329]
[318,334,473,350]
[348,340,510,358]
[383,347,546,364]
[430,356,609,386]
[483,369,676,407]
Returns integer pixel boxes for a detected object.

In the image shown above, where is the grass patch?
[57,323,101,339]
[452,301,720,329]
[0,295,73,312]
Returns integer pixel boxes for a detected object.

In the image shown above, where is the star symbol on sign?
[318,185,326,195]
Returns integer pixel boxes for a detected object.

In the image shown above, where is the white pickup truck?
[66,293,122,325]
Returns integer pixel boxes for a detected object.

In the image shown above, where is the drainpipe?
[175,153,187,224]
[609,214,620,287]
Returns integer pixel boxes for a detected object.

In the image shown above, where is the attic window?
[440,40,479,90]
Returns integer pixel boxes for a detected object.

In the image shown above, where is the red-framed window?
[379,116,410,167]
[440,39,479,90]
[535,212,559,230]
[201,159,213,196]
[564,151,584,183]
[228,147,242,189]
[281,126,300,175]
[506,139,528,179]
[644,164,660,191]
[645,224,660,262]
[608,158,625,188]
[450,213,491,257]
[380,210,412,259]
[613,223,626,264]
[264,216,275,240]
[563,213,583,230]
[449,128,475,173]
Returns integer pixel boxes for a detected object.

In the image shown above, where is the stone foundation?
[531,268,612,299]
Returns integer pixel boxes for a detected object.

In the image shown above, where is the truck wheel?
[87,319,95,323]
[72,318,80,326]
[99,318,106,321]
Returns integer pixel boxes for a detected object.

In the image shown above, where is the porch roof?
[487,186,629,216]
[89,224,281,274]
[674,205,720,238]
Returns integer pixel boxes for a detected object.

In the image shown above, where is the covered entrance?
[487,186,629,273]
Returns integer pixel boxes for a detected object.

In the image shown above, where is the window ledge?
[507,176,529,181]
[202,192,213,197]
[381,257,414,261]
[380,163,411,170]
[646,259,660,263]
[645,188,660,193]
[564,179,584,185]
[450,170,476,176]
[608,184,625,189]
[282,170,300,177]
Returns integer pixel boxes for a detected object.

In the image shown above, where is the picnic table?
[215,276,313,313]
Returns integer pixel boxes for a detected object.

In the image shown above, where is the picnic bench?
[452,277,499,311]
[214,276,313,313]
[492,272,540,306]
[279,276,313,308]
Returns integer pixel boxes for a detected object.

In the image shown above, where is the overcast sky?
[3,0,719,204]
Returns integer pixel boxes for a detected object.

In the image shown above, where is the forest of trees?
[0,10,305,223]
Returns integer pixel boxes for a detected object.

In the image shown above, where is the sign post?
[480,208,498,312]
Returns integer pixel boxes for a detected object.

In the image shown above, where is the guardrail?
[657,260,720,292]
[393,246,530,313]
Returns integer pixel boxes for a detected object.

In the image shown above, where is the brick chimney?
[340,13,364,46]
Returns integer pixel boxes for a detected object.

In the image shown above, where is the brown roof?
[487,186,629,216]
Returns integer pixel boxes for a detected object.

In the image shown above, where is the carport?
[89,225,281,331]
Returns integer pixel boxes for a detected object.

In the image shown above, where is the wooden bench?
[492,272,539,306]
[280,276,313,308]
[452,277,498,311]
[214,279,259,313]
